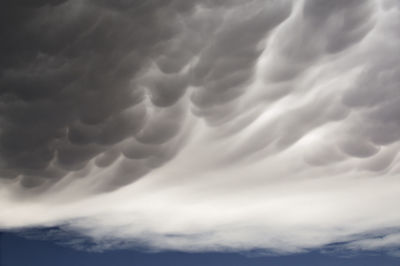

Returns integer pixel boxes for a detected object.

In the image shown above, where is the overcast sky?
[1,0,400,257]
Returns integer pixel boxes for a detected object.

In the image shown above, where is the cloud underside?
[1,0,400,255]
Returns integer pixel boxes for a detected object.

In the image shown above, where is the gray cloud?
[0,0,199,191]
[1,0,400,257]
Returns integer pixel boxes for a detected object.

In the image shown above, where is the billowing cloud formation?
[1,0,400,255]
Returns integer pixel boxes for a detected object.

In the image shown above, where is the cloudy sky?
[1,0,400,261]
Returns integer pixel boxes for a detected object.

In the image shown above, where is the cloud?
[1,0,400,256]
[0,0,198,191]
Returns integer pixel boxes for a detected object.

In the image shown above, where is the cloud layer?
[1,0,400,255]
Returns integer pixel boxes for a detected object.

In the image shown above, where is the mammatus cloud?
[1,0,400,255]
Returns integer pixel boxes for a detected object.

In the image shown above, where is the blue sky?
[1,230,400,266]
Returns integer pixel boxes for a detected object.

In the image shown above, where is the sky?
[1,231,400,266]
[1,0,400,264]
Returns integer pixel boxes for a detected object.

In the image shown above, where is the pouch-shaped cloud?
[1,0,400,255]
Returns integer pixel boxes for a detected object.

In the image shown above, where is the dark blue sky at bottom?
[1,230,400,266]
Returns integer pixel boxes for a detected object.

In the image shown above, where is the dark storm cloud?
[336,6,400,172]
[0,0,388,192]
[0,0,201,191]
[265,0,374,83]
[3,0,271,192]
[191,1,291,111]
[217,0,385,165]
[342,47,400,147]
[0,0,297,192]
